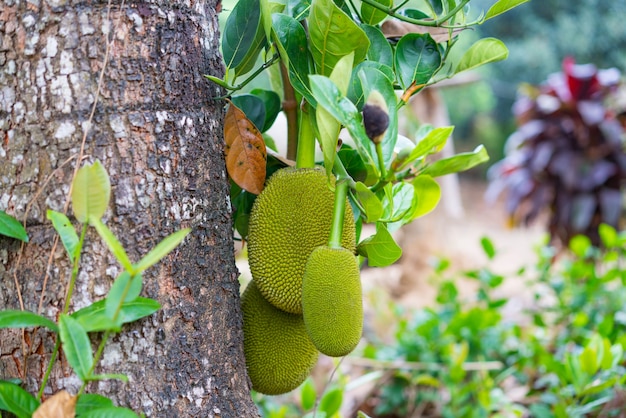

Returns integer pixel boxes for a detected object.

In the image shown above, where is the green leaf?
[339,145,378,186]
[318,52,355,175]
[361,25,393,69]
[599,223,618,248]
[72,298,161,332]
[484,0,530,21]
[480,236,496,260]
[401,127,453,169]
[251,88,282,132]
[203,75,235,90]
[0,310,59,333]
[86,373,129,382]
[355,182,383,223]
[47,210,79,261]
[0,381,39,418]
[319,387,343,417]
[59,314,93,381]
[455,38,509,75]
[570,234,592,258]
[381,182,414,222]
[422,145,489,177]
[222,0,262,72]
[357,223,402,267]
[300,379,316,411]
[309,75,378,173]
[357,412,373,418]
[105,272,143,320]
[135,228,190,273]
[71,160,111,224]
[347,61,394,110]
[580,344,599,375]
[0,210,28,242]
[395,33,441,90]
[361,0,392,25]
[79,406,140,418]
[309,0,369,76]
[410,175,441,220]
[76,394,114,415]
[272,13,316,105]
[91,218,134,273]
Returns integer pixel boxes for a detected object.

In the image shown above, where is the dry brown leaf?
[33,390,77,418]
[381,20,464,43]
[224,101,267,195]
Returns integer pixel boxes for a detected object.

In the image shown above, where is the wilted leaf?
[33,390,77,418]
[224,101,267,195]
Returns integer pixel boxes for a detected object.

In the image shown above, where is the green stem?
[63,224,88,314]
[37,339,60,400]
[78,330,111,396]
[328,180,349,249]
[375,142,388,180]
[333,154,356,188]
[296,104,316,169]
[212,53,281,99]
[359,0,472,27]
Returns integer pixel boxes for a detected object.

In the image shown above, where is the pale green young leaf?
[135,228,191,273]
[0,210,28,242]
[0,380,39,418]
[357,223,402,267]
[59,314,93,381]
[402,127,453,170]
[300,379,316,411]
[105,272,143,320]
[71,160,111,224]
[309,0,369,76]
[357,412,373,418]
[319,387,343,417]
[47,210,79,261]
[72,297,161,332]
[0,310,59,333]
[422,145,489,177]
[91,218,134,273]
[409,175,441,220]
[454,38,508,75]
[380,182,414,223]
[355,182,383,223]
[484,0,530,21]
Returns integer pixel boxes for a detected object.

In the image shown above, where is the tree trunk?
[0,0,259,416]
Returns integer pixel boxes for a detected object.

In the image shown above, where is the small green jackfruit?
[241,280,319,395]
[302,246,363,357]
[248,167,356,314]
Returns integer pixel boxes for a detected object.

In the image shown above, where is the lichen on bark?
[0,0,258,416]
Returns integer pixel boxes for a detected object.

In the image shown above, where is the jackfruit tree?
[211,0,529,397]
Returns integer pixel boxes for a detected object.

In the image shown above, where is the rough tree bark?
[0,0,259,416]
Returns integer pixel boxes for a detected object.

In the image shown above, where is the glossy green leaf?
[309,75,378,172]
[455,38,508,75]
[59,314,93,381]
[410,175,441,219]
[300,379,316,411]
[347,62,394,111]
[318,52,354,175]
[288,0,312,19]
[358,67,397,165]
[0,210,28,242]
[71,160,111,224]
[309,0,369,76]
[401,127,453,170]
[105,272,143,320]
[91,218,133,273]
[260,0,285,41]
[361,0,392,25]
[357,223,402,267]
[135,228,190,273]
[355,182,383,222]
[319,387,343,417]
[79,407,140,418]
[76,394,114,415]
[484,0,530,21]
[231,94,266,132]
[381,182,414,222]
[222,0,262,72]
[0,381,39,418]
[395,33,441,90]
[251,88,282,132]
[234,26,266,77]
[272,13,316,104]
[339,146,378,186]
[47,210,79,261]
[422,145,489,177]
[72,297,161,333]
[361,25,393,68]
[0,310,58,332]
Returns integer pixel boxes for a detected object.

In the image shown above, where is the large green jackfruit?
[247,167,356,314]
[241,280,319,395]
[302,246,363,357]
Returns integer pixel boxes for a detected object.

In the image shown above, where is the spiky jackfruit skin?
[302,246,363,357]
[247,167,356,314]
[241,280,319,395]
